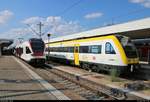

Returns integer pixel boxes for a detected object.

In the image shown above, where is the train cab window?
[105,42,116,54]
[90,45,101,54]
[26,47,31,54]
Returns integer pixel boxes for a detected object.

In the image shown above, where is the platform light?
[47,34,51,38]
[47,34,51,60]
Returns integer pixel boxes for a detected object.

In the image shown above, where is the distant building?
[0,39,13,56]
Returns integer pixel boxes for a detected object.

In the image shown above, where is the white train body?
[15,38,46,64]
[45,35,139,74]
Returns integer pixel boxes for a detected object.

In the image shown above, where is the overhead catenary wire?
[26,0,83,39]
[103,7,149,26]
[57,0,83,16]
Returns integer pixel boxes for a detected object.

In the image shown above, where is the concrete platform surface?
[0,56,58,100]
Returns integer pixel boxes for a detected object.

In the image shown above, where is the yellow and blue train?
[45,34,139,74]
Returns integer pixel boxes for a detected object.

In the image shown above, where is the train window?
[45,47,49,52]
[51,47,54,52]
[47,47,51,52]
[55,47,58,52]
[59,47,61,52]
[49,47,51,52]
[26,47,31,54]
[90,45,101,54]
[49,47,74,53]
[63,47,67,52]
[105,42,116,54]
[63,47,66,52]
[61,47,64,52]
[69,47,74,53]
[49,47,52,52]
[79,46,89,53]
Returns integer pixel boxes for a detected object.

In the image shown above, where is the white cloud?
[1,28,31,39]
[1,16,84,42]
[0,10,14,25]
[22,16,44,24]
[0,27,38,45]
[22,16,84,39]
[144,1,150,7]
[129,0,150,8]
[84,12,103,19]
[130,0,145,3]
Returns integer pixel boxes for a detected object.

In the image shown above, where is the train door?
[74,44,80,66]
[105,42,117,65]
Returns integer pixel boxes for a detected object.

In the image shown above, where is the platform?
[0,56,70,100]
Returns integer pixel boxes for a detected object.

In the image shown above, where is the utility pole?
[26,21,45,39]
[37,22,44,39]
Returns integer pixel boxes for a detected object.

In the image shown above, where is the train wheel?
[92,66,99,72]
[82,63,90,70]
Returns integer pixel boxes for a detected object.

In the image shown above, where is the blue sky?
[0,0,150,43]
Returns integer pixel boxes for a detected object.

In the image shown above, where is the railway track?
[44,65,129,100]
[23,62,118,100]
[48,67,129,99]
[37,67,108,100]
[44,61,150,100]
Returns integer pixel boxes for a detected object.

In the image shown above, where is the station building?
[0,39,13,56]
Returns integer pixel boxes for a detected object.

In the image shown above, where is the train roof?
[29,38,43,41]
[16,38,44,47]
[45,17,150,43]
[132,38,150,44]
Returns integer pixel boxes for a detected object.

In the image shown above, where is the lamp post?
[47,34,51,60]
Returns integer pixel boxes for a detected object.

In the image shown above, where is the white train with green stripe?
[45,33,140,75]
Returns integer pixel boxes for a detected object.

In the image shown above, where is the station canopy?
[48,17,150,43]
[0,39,13,47]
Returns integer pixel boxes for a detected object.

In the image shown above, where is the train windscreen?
[116,35,138,58]
[123,44,138,58]
[30,39,45,52]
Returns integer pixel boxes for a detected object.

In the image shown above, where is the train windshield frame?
[116,35,138,58]
[30,39,45,52]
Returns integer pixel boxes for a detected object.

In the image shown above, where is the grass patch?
[110,68,121,82]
